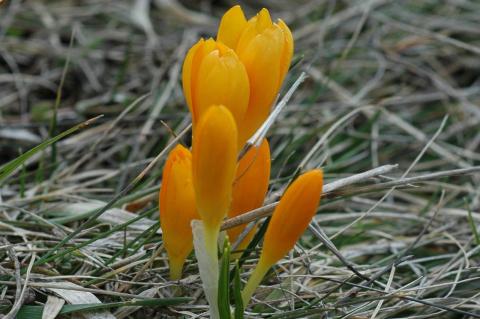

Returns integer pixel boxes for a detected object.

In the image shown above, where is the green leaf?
[233,262,244,319]
[0,116,102,185]
[15,298,191,319]
[218,238,231,319]
[466,199,480,245]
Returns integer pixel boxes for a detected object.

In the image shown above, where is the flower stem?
[241,257,270,307]
[169,258,184,281]
[204,224,219,261]
[193,221,221,319]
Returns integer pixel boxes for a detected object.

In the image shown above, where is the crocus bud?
[159,145,198,280]
[182,38,249,142]
[217,6,294,144]
[192,105,238,254]
[242,169,323,305]
[228,138,270,253]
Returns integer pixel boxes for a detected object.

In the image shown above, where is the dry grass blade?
[1,1,480,318]
[41,296,65,319]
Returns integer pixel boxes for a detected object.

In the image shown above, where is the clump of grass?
[1,0,480,318]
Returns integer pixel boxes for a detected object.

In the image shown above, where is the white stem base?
[192,220,219,319]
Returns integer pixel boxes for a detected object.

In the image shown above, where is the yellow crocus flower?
[242,169,324,305]
[191,105,238,258]
[159,144,198,280]
[217,5,294,145]
[228,138,270,254]
[182,38,249,145]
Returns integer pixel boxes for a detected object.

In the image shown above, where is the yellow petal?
[182,38,222,122]
[228,138,270,251]
[221,7,294,144]
[182,39,203,118]
[277,19,294,89]
[261,169,324,266]
[195,49,249,141]
[236,27,284,144]
[255,8,273,32]
[217,5,247,49]
[235,8,273,51]
[192,105,238,233]
[159,144,198,280]
[184,38,249,135]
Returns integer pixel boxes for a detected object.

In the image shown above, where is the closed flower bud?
[217,6,294,145]
[159,145,198,280]
[192,105,238,256]
[261,169,323,264]
[242,169,323,305]
[182,38,249,145]
[228,138,270,254]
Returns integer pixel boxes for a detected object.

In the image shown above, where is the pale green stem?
[168,257,185,297]
[169,258,184,281]
[194,221,220,319]
[203,224,219,262]
[241,257,271,307]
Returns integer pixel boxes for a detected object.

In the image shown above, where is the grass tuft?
[1,0,480,318]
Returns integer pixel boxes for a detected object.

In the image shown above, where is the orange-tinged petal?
[182,39,202,118]
[159,144,198,280]
[192,105,238,233]
[182,39,218,121]
[228,138,270,250]
[220,6,294,144]
[236,27,284,144]
[277,19,294,89]
[217,5,247,49]
[195,49,249,141]
[235,8,273,51]
[262,169,324,265]
[183,38,218,121]
[183,38,249,134]
[255,8,274,32]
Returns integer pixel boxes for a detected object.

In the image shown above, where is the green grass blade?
[233,262,244,319]
[15,297,191,319]
[237,217,271,269]
[218,239,232,319]
[0,116,102,185]
[466,199,480,245]
[35,207,156,268]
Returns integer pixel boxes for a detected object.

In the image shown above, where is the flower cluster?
[158,5,324,314]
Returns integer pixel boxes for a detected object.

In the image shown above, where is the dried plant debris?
[1,0,480,318]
